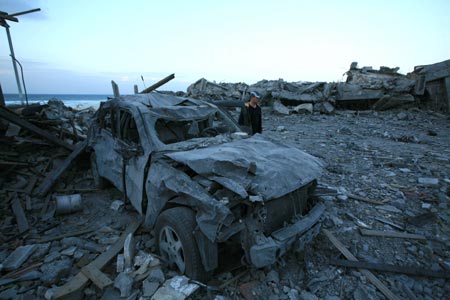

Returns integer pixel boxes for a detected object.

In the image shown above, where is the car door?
[117,109,151,215]
[92,106,125,191]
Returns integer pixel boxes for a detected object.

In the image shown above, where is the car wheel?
[90,152,108,189]
[155,207,208,282]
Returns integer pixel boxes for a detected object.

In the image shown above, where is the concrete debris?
[114,272,134,297]
[418,177,439,186]
[40,257,72,285]
[185,61,443,113]
[273,99,290,115]
[151,275,200,300]
[1,244,37,271]
[408,59,450,113]
[292,103,313,114]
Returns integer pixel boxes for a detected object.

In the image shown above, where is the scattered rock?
[40,258,72,285]
[418,177,439,186]
[300,290,318,300]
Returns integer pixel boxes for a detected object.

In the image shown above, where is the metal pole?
[4,24,24,105]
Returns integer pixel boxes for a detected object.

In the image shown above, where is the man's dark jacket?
[238,102,262,135]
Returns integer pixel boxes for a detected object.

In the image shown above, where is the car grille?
[262,181,315,234]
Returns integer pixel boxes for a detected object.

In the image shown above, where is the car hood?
[165,135,324,200]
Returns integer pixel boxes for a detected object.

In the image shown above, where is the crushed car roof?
[106,93,219,120]
[114,93,208,108]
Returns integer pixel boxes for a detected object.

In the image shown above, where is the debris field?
[0,60,449,300]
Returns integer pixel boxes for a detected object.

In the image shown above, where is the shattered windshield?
[155,110,238,144]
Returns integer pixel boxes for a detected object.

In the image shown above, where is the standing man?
[238,91,262,135]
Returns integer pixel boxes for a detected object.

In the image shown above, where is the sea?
[3,94,112,109]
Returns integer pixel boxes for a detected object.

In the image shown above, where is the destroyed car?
[87,93,325,281]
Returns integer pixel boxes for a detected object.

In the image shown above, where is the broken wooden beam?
[374,217,404,231]
[53,219,140,299]
[348,193,388,205]
[329,259,450,279]
[140,73,175,94]
[323,229,401,300]
[359,229,426,240]
[0,105,74,151]
[81,264,113,290]
[35,140,87,196]
[111,80,120,97]
[11,196,29,233]
[38,228,94,243]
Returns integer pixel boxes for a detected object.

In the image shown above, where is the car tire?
[90,152,108,189]
[155,207,209,282]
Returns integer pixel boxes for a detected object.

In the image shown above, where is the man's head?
[249,91,261,105]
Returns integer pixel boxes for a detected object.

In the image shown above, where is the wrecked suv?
[87,93,325,281]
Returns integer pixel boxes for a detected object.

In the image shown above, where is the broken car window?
[119,110,140,145]
[98,108,118,136]
[155,111,237,144]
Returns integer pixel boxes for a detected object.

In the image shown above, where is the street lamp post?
[0,8,40,105]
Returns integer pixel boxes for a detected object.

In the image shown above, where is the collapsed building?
[186,60,450,114]
[408,59,450,113]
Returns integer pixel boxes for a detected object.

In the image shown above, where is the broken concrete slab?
[143,279,160,297]
[151,276,200,300]
[314,102,335,114]
[273,99,290,115]
[292,103,313,114]
[114,272,134,297]
[2,244,37,271]
[372,94,415,111]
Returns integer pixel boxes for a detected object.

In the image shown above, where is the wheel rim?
[159,225,186,273]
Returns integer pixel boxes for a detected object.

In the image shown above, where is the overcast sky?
[1,0,449,94]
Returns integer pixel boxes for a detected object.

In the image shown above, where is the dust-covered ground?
[1,107,449,300]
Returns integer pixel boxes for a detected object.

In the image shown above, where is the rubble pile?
[340,63,416,110]
[1,60,450,299]
[187,62,421,114]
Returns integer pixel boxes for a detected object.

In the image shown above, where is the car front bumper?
[249,202,325,268]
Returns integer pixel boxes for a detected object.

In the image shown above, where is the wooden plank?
[0,105,74,151]
[81,265,113,290]
[374,217,404,231]
[348,194,388,205]
[38,228,94,243]
[24,175,38,195]
[35,140,87,196]
[140,73,175,94]
[111,80,120,97]
[11,196,29,233]
[0,160,29,166]
[53,219,140,300]
[329,259,450,279]
[359,229,426,240]
[323,229,401,300]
